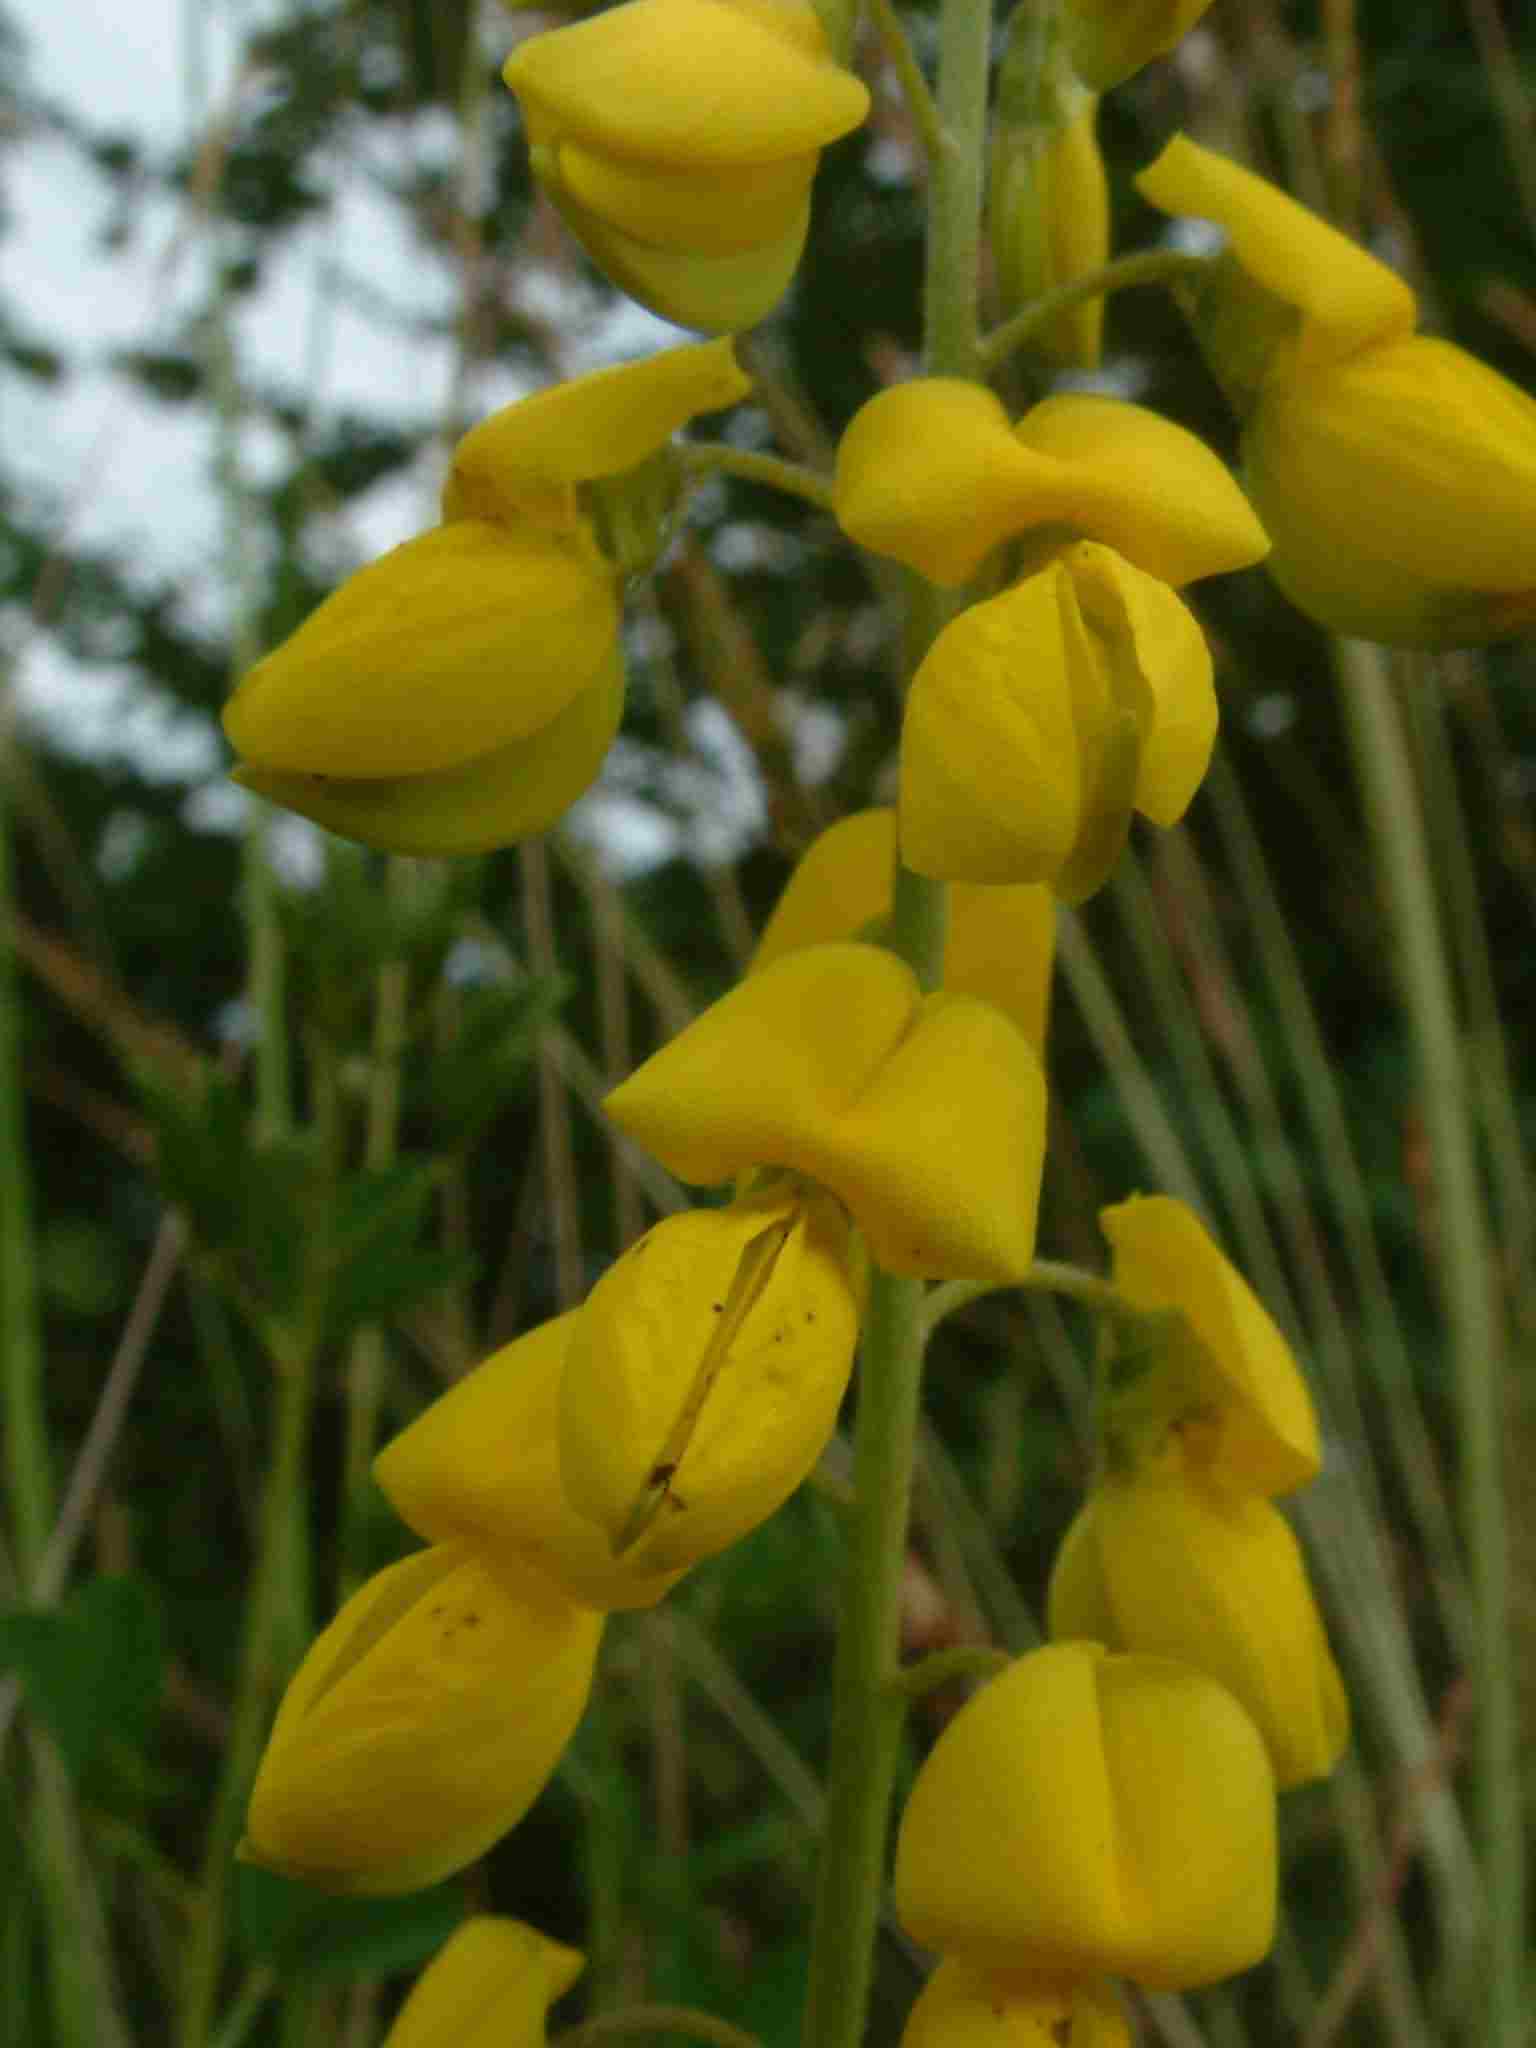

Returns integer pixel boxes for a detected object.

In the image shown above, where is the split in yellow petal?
[382,1919,584,2048]
[374,1310,685,1613]
[1049,1467,1349,1787]
[751,808,1057,1054]
[894,1641,1276,1990]
[902,1959,1129,2048]
[557,1188,859,1572]
[242,1546,602,1894]
[1100,1195,1320,1494]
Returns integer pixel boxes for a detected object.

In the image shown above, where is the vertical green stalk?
[176,1328,318,2048]
[1333,636,1522,2044]
[802,0,992,2040]
[0,751,51,1586]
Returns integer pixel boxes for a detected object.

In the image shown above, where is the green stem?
[1332,637,1522,2045]
[978,249,1212,374]
[799,1268,930,2048]
[0,750,50,1586]
[678,443,834,512]
[889,1645,1011,1700]
[923,0,992,381]
[176,1334,318,2048]
[865,0,944,165]
[922,1257,1123,1335]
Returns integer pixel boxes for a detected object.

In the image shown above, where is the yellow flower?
[382,1918,584,2048]
[893,1642,1276,1990]
[834,383,1267,589]
[1101,1195,1320,1495]
[243,1546,602,1893]
[603,943,1048,1282]
[752,808,1056,1052]
[374,1314,687,1612]
[900,542,1217,899]
[504,0,869,333]
[1063,1,1216,90]
[1048,1465,1349,1787]
[1138,135,1536,646]
[902,1958,1128,2048]
[556,1187,860,1571]
[223,341,750,852]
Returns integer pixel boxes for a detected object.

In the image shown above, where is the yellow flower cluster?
[1139,135,1536,645]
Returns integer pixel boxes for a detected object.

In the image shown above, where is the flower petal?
[232,651,624,856]
[383,1919,584,2048]
[375,1312,685,1612]
[223,523,617,779]
[1136,135,1416,375]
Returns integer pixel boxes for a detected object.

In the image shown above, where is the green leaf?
[0,1576,164,1777]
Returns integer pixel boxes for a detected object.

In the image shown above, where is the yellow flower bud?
[902,1959,1129,2048]
[899,543,1216,899]
[1101,1195,1320,1495]
[374,1313,686,1612]
[382,1918,584,2048]
[894,1642,1276,1990]
[243,1546,602,1893]
[556,1189,859,1571]
[1138,135,1536,645]
[504,0,869,332]
[603,944,1048,1282]
[223,342,749,852]
[989,90,1109,370]
[1063,0,1216,90]
[752,808,1056,1053]
[1048,1467,1349,1787]
[835,383,1267,590]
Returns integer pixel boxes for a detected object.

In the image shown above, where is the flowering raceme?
[504,0,869,333]
[1139,134,1536,645]
[242,1545,602,1893]
[223,340,750,853]
[894,1641,1277,1990]
[382,1918,584,2048]
[603,941,1048,1283]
